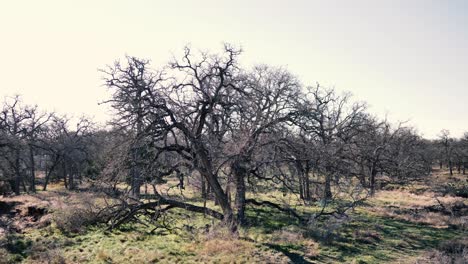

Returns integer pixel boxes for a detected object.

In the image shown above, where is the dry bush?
[269,227,319,258]
[200,237,251,256]
[443,182,468,198]
[195,228,254,260]
[27,248,65,264]
[53,206,100,234]
[52,195,106,234]
[189,226,288,263]
[417,238,468,264]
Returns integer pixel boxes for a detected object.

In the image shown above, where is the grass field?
[0,169,466,263]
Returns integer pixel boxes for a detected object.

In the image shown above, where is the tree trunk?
[62,162,68,189]
[359,163,367,187]
[29,146,36,193]
[295,161,304,200]
[369,163,378,196]
[43,155,59,191]
[131,146,141,198]
[131,86,144,198]
[304,162,311,201]
[324,174,332,200]
[195,143,234,229]
[14,149,21,195]
[68,170,75,190]
[201,174,207,199]
[232,159,248,226]
[449,160,453,176]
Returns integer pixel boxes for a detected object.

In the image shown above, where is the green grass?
[1,172,466,263]
[1,203,462,264]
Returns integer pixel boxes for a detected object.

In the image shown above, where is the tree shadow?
[264,243,313,264]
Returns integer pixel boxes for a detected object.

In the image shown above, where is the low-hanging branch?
[108,195,224,230]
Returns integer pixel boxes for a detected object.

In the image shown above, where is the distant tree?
[439,129,454,175]
[0,96,33,194]
[295,86,367,200]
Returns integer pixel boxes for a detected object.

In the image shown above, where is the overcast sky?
[0,0,467,138]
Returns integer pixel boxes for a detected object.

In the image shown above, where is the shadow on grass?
[315,214,460,263]
[245,206,301,233]
[264,243,313,264]
[245,205,460,263]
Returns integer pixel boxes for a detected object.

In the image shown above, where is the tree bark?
[295,161,304,200]
[232,158,248,226]
[29,146,36,193]
[449,160,453,176]
[43,155,59,191]
[195,143,234,228]
[131,146,141,197]
[304,162,311,201]
[14,149,21,195]
[369,163,378,196]
[324,174,332,200]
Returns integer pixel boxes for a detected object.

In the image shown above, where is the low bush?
[417,238,468,264]
[443,182,468,198]
[53,206,101,234]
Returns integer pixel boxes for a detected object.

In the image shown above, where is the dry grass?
[368,177,467,229]
[414,238,468,264]
[182,226,289,263]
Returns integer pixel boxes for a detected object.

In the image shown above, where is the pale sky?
[0,0,467,138]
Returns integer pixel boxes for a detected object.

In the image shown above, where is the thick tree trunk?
[232,159,248,226]
[195,143,234,229]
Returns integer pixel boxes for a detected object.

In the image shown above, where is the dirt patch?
[0,197,51,235]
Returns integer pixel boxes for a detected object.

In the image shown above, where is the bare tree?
[102,45,244,228]
[0,96,33,194]
[296,86,367,200]
[439,129,454,175]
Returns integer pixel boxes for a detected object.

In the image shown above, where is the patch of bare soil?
[0,190,107,236]
[0,198,50,235]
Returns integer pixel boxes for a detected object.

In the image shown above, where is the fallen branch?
[108,195,223,230]
[246,198,306,223]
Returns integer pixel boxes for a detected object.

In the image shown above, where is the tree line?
[0,45,466,231]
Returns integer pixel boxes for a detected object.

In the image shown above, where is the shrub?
[443,182,468,198]
[53,205,101,234]
[418,238,468,264]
